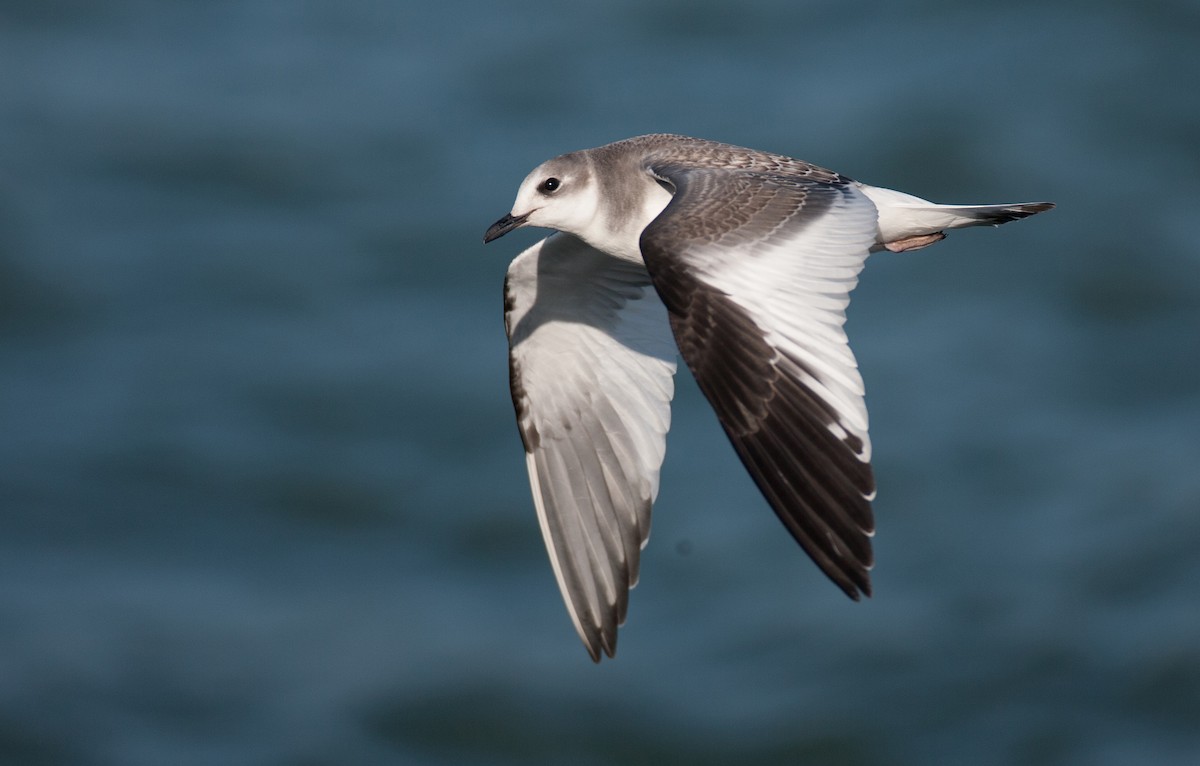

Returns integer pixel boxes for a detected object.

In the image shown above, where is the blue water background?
[2,2,1198,764]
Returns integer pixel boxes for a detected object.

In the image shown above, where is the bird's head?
[484,153,600,243]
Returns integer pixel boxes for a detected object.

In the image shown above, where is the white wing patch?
[691,184,879,460]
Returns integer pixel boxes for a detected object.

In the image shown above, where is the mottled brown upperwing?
[639,164,875,599]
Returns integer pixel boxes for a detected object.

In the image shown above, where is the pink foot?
[883,232,945,252]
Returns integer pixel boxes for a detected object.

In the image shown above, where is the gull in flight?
[483,134,1053,661]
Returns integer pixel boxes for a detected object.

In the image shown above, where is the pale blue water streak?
[1,2,1198,764]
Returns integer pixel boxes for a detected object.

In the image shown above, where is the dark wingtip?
[583,637,613,663]
[837,571,871,601]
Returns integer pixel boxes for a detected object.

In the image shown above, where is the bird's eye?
[539,177,561,194]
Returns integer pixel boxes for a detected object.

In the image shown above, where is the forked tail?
[859,183,1054,252]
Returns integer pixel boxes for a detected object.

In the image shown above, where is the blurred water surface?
[1,1,1198,764]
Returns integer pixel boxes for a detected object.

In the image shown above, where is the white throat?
[580,179,674,264]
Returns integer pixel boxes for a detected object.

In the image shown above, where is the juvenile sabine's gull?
[483,134,1054,661]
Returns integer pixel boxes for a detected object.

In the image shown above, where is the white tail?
[859,183,1054,253]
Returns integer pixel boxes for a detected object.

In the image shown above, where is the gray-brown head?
[483,152,601,244]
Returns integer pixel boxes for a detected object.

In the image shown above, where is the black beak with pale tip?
[483,212,530,243]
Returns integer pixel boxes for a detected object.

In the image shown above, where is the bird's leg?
[883,232,945,252]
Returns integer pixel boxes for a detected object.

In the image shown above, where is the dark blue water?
[2,2,1198,764]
